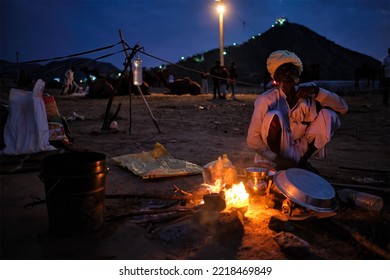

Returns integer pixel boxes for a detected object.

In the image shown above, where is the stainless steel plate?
[273,168,338,212]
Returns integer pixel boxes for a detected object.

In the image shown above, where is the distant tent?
[1,79,56,155]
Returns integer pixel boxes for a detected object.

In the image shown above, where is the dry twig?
[332,220,390,260]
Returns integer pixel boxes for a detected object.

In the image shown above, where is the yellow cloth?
[112,142,203,179]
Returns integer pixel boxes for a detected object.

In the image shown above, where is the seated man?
[247,50,348,173]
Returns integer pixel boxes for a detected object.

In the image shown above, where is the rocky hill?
[164,20,381,84]
[1,20,381,88]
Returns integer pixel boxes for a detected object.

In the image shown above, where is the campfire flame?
[202,179,224,194]
[210,179,223,193]
[203,180,249,209]
[224,182,249,209]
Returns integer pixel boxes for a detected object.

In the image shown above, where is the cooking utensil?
[273,168,338,212]
[245,167,268,179]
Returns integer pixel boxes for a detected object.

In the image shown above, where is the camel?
[157,71,201,95]
[354,62,378,92]
[80,67,115,99]
[80,67,150,99]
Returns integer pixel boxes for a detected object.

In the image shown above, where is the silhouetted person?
[200,67,209,94]
[210,60,221,99]
[228,61,238,99]
[62,68,79,95]
[220,65,229,99]
[168,73,174,84]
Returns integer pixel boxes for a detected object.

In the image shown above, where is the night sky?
[1,0,389,69]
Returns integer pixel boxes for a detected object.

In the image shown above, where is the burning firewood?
[105,185,210,204]
[203,193,226,212]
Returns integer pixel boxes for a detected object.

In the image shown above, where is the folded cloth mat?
[112,142,203,179]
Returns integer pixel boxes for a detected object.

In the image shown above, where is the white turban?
[266,50,303,79]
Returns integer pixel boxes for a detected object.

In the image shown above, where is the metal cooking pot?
[245,167,268,179]
[245,167,269,196]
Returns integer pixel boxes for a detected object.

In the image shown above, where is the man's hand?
[296,85,319,99]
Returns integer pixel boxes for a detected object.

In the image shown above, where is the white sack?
[1,80,56,155]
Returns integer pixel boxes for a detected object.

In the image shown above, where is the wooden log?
[203,193,226,212]
[215,210,245,246]
[119,30,133,133]
[108,102,122,127]
[136,85,161,133]
[332,220,390,260]
[273,231,310,259]
[104,208,195,223]
[105,186,211,205]
[105,193,197,201]
[268,215,295,232]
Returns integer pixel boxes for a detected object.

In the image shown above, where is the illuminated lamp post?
[216,0,225,66]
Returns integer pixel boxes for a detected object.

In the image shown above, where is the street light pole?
[217,1,225,66]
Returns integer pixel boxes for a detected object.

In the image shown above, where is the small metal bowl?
[245,167,268,179]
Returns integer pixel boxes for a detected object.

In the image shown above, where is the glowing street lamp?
[216,0,225,66]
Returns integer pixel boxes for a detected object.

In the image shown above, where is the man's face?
[273,63,300,86]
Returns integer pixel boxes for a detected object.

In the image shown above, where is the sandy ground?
[0,86,389,260]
